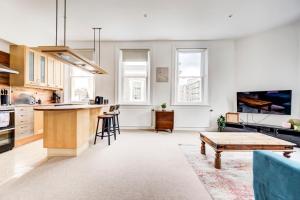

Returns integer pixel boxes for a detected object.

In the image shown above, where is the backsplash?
[0,84,53,105]
[11,87,53,104]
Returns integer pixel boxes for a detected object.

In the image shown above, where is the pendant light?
[93,28,102,66]
[37,0,107,74]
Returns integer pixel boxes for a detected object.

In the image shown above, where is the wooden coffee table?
[200,132,296,169]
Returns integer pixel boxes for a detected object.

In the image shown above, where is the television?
[237,90,292,115]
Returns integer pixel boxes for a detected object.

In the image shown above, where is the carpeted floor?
[0,131,212,200]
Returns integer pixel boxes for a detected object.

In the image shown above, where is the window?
[174,49,207,105]
[118,49,150,105]
[70,67,95,102]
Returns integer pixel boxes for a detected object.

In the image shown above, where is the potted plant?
[217,115,226,132]
[161,103,167,111]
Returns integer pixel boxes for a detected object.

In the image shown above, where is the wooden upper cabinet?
[25,49,37,85]
[47,56,55,88]
[37,52,47,86]
[10,45,64,90]
[54,60,61,88]
[59,63,65,89]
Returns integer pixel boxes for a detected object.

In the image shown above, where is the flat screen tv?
[237,90,292,115]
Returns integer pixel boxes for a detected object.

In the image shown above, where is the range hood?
[39,0,107,75]
[0,63,19,74]
[37,46,107,74]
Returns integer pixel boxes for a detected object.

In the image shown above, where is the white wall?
[69,40,236,130]
[2,20,299,129]
[235,21,300,125]
[0,39,10,53]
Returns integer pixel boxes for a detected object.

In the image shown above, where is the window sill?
[171,104,210,107]
[119,104,152,106]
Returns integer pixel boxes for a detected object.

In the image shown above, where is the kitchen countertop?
[14,103,57,107]
[33,104,110,110]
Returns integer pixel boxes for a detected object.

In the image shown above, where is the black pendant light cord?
[99,28,101,66]
[93,28,96,52]
[55,0,58,46]
[92,28,102,66]
[64,0,67,46]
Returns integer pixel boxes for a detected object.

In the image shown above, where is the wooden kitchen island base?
[35,105,109,157]
[200,132,296,169]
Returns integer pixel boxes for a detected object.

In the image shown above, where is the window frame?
[117,48,151,106]
[172,48,208,106]
[70,67,95,103]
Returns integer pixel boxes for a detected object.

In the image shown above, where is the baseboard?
[15,133,43,147]
[120,127,211,132]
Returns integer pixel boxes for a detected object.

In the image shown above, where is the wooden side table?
[155,110,174,132]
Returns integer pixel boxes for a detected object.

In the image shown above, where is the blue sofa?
[253,151,300,200]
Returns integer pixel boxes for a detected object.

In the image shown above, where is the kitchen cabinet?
[25,49,37,85]
[37,53,47,87]
[14,106,44,147]
[10,45,64,90]
[47,56,55,88]
[54,60,62,89]
[34,111,44,135]
[60,63,65,89]
[15,106,34,140]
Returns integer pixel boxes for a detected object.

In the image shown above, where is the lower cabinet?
[15,106,34,140]
[34,111,44,135]
[15,106,43,147]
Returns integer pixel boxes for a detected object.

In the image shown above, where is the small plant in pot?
[217,115,226,132]
[161,103,167,111]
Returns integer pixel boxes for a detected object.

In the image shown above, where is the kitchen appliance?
[95,96,103,104]
[36,0,107,74]
[53,91,63,103]
[1,89,9,105]
[13,93,35,105]
[0,106,15,154]
[0,63,19,74]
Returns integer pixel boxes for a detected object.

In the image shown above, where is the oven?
[0,106,15,154]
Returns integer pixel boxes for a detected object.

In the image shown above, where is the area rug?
[180,144,254,200]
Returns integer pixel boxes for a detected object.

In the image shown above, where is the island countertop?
[38,103,110,157]
[34,104,110,110]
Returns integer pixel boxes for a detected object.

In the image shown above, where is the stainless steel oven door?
[0,128,14,153]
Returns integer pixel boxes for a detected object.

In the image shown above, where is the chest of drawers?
[155,110,174,133]
[15,106,34,139]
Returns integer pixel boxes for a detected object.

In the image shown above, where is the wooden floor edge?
[15,134,43,147]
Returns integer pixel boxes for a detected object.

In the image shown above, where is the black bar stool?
[114,105,121,135]
[94,115,116,145]
[104,105,121,135]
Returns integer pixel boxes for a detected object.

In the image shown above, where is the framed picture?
[156,67,168,82]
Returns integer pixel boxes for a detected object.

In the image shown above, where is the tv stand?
[225,122,300,147]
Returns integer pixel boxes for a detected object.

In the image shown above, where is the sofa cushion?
[288,119,300,126]
[293,125,300,132]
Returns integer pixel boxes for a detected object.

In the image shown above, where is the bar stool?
[104,105,121,135]
[94,115,116,145]
[114,105,121,135]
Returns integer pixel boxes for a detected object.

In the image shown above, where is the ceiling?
[1,0,300,46]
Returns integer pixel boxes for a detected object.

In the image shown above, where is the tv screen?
[237,90,292,115]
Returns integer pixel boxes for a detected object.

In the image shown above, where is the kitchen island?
[34,104,109,157]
